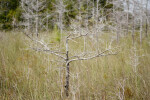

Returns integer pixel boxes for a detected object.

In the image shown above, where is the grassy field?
[0,31,150,100]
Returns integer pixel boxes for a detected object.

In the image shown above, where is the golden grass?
[0,31,150,100]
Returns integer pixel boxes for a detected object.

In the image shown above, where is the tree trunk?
[35,0,39,37]
[117,26,120,44]
[140,17,143,44]
[59,12,63,37]
[65,61,70,97]
[96,0,99,26]
[36,14,39,37]
[65,39,70,97]
[46,10,49,32]
[146,18,148,37]
[92,0,95,20]
[132,17,135,45]
[145,0,148,37]
[132,1,135,45]
[126,0,129,35]
[140,0,143,44]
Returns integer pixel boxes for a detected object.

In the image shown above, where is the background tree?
[20,0,47,37]
[0,0,20,30]
[145,0,149,37]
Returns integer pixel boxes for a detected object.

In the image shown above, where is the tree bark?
[65,39,70,97]
[65,60,70,97]
[145,0,148,37]
[35,0,39,37]
[132,17,135,45]
[132,1,135,45]
[117,26,120,44]
[126,0,129,35]
[140,17,143,44]
[140,0,143,44]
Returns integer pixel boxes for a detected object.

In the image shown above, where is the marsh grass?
[0,31,150,100]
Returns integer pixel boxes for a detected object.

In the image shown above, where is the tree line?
[0,0,149,43]
[0,0,111,30]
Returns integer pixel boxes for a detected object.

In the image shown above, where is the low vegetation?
[0,31,150,100]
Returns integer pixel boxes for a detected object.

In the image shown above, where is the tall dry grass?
[0,31,150,100]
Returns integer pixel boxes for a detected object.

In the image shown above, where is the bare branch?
[68,48,119,63]
[68,33,88,40]
[23,32,66,60]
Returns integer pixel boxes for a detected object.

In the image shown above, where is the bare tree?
[54,0,67,38]
[132,0,135,45]
[111,0,125,44]
[23,28,118,97]
[20,0,47,37]
[129,47,140,73]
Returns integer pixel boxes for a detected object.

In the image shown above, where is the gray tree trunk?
[35,0,39,37]
[126,0,129,35]
[140,0,143,44]
[65,39,70,97]
[132,1,135,45]
[145,0,148,37]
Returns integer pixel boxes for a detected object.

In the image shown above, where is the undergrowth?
[0,31,150,100]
